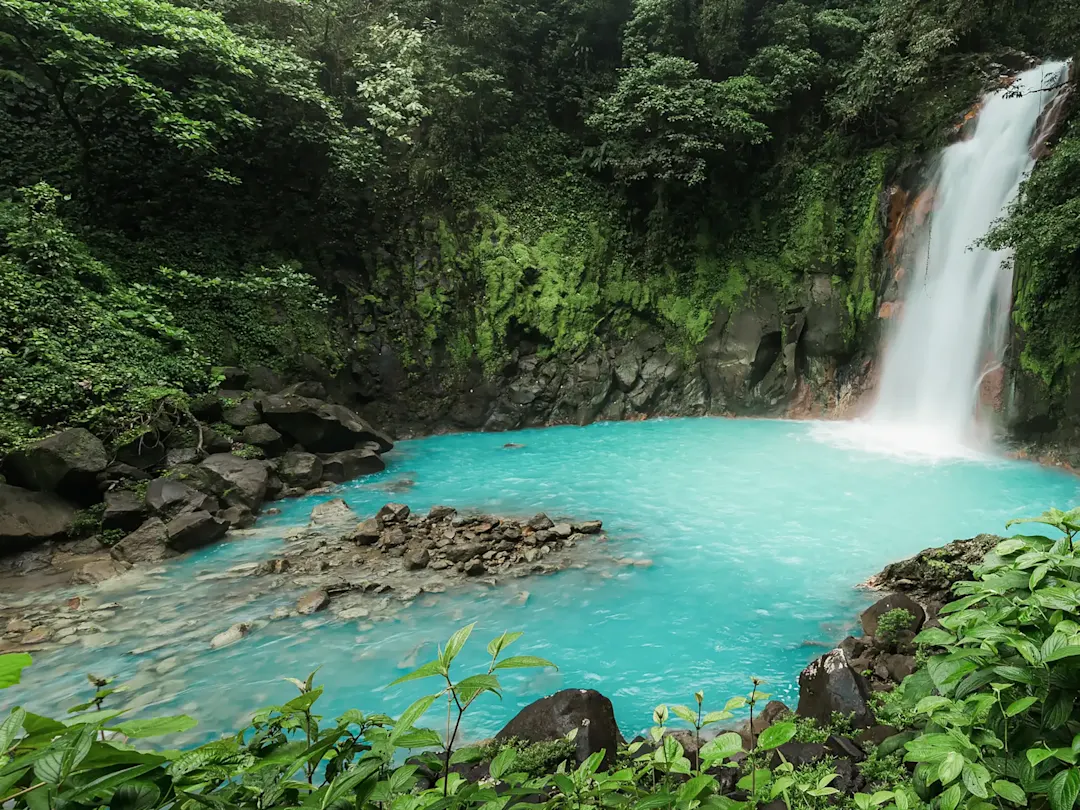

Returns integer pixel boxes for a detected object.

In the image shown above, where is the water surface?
[5,418,1078,743]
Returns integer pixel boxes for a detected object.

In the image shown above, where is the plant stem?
[1,783,46,803]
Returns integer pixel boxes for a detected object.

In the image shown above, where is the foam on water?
[4,418,1078,743]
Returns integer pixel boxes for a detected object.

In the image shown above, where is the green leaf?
[757,721,796,751]
[678,774,716,804]
[450,747,486,765]
[390,694,437,742]
[1006,697,1039,717]
[915,696,952,714]
[914,628,955,646]
[1049,768,1080,810]
[995,538,1029,555]
[455,674,501,705]
[724,697,748,711]
[486,631,523,658]
[700,732,743,762]
[490,748,517,781]
[963,762,990,798]
[493,656,557,671]
[110,780,161,810]
[320,757,382,810]
[939,783,962,810]
[0,655,32,689]
[393,728,443,749]
[388,659,446,687]
[57,763,156,803]
[0,708,26,752]
[992,781,1027,805]
[33,726,94,786]
[1028,748,1056,767]
[670,705,698,725]
[441,623,475,667]
[938,752,964,785]
[701,711,733,725]
[113,716,196,739]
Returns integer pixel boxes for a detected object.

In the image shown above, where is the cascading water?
[868,61,1070,454]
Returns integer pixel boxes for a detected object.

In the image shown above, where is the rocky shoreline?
[0,498,614,657]
[428,532,998,800]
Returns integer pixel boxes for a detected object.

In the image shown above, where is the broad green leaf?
[702,710,733,725]
[393,728,442,749]
[390,694,437,742]
[486,632,523,658]
[1049,768,1080,810]
[962,762,990,798]
[1006,697,1039,717]
[915,696,952,714]
[914,628,955,646]
[700,732,743,762]
[1028,748,1056,767]
[992,780,1027,805]
[388,659,446,687]
[111,781,162,810]
[938,752,964,785]
[678,773,716,804]
[724,697,747,711]
[455,674,501,705]
[757,721,796,751]
[489,748,517,781]
[939,784,962,810]
[493,656,557,671]
[320,757,382,810]
[995,538,1030,555]
[670,705,698,725]
[57,763,156,803]
[442,624,475,667]
[0,655,32,689]
[449,747,486,765]
[113,716,196,739]
[0,708,26,752]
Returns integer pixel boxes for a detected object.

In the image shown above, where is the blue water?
[4,418,1079,745]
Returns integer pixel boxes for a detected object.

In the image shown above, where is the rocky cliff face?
[353,273,880,436]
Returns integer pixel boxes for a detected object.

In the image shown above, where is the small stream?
[3,418,1078,744]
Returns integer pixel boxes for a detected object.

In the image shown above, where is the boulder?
[281,381,327,399]
[166,448,201,467]
[377,503,410,524]
[279,452,323,489]
[860,593,925,638]
[310,498,356,526]
[528,513,554,531]
[350,517,380,545]
[146,478,219,519]
[495,689,620,769]
[102,489,147,532]
[573,520,603,534]
[0,484,77,553]
[199,454,269,509]
[218,505,256,529]
[826,734,866,763]
[296,589,331,615]
[110,517,172,564]
[429,505,456,520]
[882,653,917,683]
[165,511,229,552]
[770,742,827,769]
[6,428,108,504]
[200,426,234,454]
[242,424,283,452]
[222,399,262,428]
[404,547,430,570]
[797,648,874,728]
[247,365,284,393]
[319,449,385,483]
[260,395,393,453]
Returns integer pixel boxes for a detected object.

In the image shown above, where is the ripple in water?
[4,418,1078,743]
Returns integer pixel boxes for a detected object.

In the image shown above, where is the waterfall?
[868,61,1071,454]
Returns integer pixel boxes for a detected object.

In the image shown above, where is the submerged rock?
[210,622,252,649]
[321,449,385,483]
[310,498,356,526]
[296,589,331,615]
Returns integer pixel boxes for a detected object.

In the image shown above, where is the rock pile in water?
[0,368,396,584]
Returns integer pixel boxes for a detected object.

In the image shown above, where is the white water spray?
[813,61,1070,459]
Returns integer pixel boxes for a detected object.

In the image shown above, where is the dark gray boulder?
[797,649,874,728]
[102,489,147,532]
[110,517,173,564]
[199,454,269,509]
[165,510,229,551]
[495,689,621,769]
[222,399,262,428]
[279,452,323,489]
[281,381,327,399]
[218,505,256,529]
[769,742,827,768]
[861,593,926,638]
[242,423,283,452]
[320,449,384,483]
[247,365,284,393]
[261,395,393,453]
[6,428,108,504]
[146,478,219,519]
[0,483,76,554]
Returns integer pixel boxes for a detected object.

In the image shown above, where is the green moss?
[69,503,106,538]
[232,443,265,460]
[476,736,577,778]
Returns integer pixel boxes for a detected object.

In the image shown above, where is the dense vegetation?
[3,506,1080,810]
[2,0,1080,447]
